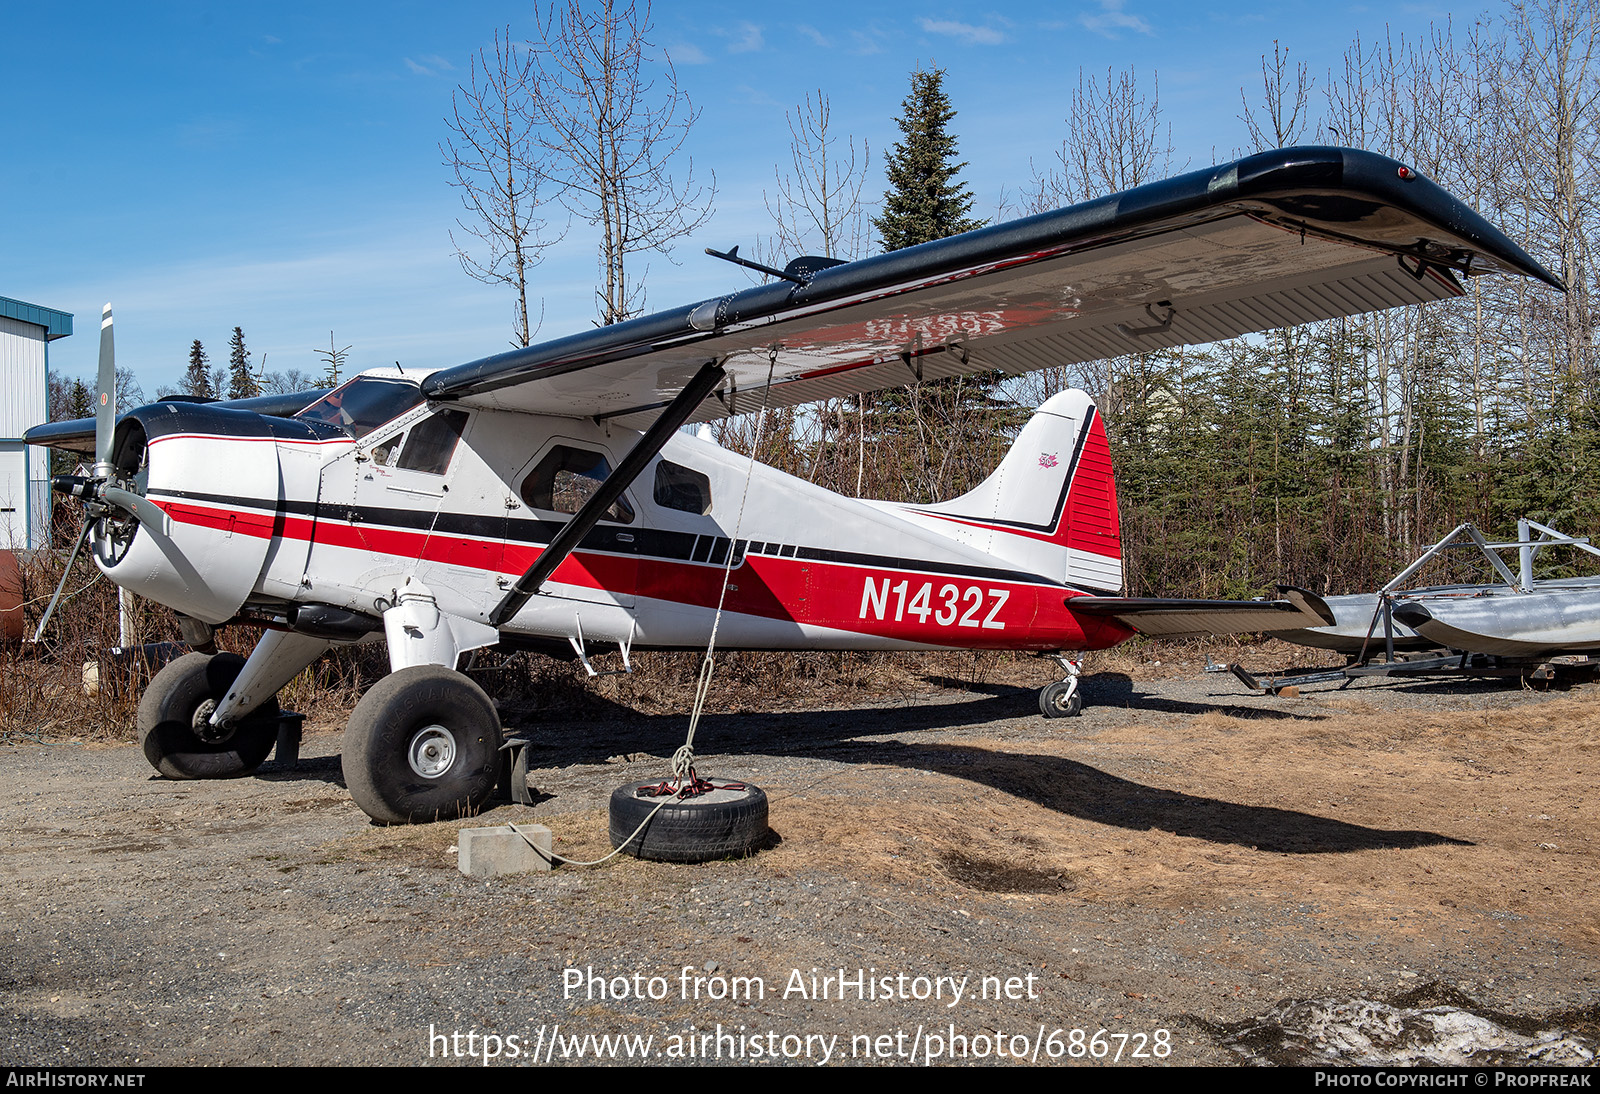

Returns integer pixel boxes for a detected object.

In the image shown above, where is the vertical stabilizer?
[908,390,1122,593]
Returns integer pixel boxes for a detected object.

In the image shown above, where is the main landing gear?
[138,652,282,779]
[1038,655,1083,718]
[341,665,503,825]
[135,640,503,826]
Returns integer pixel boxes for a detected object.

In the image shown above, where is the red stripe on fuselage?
[154,497,1134,650]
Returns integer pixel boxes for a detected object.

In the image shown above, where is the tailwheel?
[138,652,280,779]
[1039,654,1084,719]
[342,665,503,825]
[1038,680,1083,718]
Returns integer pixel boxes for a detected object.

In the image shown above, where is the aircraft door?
[342,408,494,610]
[509,438,638,610]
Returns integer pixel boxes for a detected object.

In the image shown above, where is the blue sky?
[4,0,1470,396]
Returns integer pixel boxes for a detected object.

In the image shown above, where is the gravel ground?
[3,662,1598,1067]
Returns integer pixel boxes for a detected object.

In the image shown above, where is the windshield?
[295,377,424,439]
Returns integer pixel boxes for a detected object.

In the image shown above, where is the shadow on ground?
[486,675,1465,854]
[230,671,1467,852]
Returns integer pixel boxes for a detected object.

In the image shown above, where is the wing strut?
[488,359,728,627]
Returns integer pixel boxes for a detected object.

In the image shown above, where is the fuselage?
[99,371,1135,656]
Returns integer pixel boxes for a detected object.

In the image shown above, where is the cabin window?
[295,377,424,439]
[397,410,469,474]
[521,445,635,524]
[653,459,712,515]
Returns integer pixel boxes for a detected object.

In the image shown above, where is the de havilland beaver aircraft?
[28,147,1562,825]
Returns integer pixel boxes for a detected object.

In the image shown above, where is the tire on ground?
[342,665,502,825]
[1038,680,1083,718]
[609,780,769,863]
[137,652,280,779]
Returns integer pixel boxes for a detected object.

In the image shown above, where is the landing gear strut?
[1039,655,1083,718]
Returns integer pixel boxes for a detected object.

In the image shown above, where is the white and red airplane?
[28,147,1561,825]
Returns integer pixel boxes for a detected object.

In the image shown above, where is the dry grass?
[737,695,1600,949]
[1,540,1354,743]
[1,547,149,740]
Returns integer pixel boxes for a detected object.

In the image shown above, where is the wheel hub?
[191,698,233,744]
[408,725,457,779]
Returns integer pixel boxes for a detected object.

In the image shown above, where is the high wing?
[424,147,1561,428]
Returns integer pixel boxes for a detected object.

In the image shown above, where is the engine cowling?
[97,403,327,625]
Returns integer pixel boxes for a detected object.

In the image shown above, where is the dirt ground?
[3,656,1598,1067]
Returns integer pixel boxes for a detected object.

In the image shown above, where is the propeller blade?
[102,486,170,537]
[30,522,94,643]
[94,304,115,471]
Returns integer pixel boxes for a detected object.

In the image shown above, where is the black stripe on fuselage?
[149,487,1074,590]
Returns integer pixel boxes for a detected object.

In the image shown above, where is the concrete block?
[458,824,553,877]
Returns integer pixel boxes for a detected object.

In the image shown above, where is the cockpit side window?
[653,459,712,515]
[397,410,469,474]
[370,433,405,467]
[294,377,424,439]
[520,445,635,524]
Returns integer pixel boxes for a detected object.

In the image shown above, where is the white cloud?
[917,17,1007,45]
[666,41,709,65]
[849,29,886,55]
[403,56,459,76]
[719,22,764,53]
[1079,0,1152,38]
[796,24,831,48]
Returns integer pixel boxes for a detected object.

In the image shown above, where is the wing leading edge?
[424,146,1561,427]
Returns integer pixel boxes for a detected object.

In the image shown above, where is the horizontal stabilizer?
[1071,586,1336,639]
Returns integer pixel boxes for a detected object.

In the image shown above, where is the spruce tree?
[227,327,259,400]
[873,67,984,251]
[868,67,1003,504]
[314,331,352,388]
[183,340,213,399]
[66,378,93,421]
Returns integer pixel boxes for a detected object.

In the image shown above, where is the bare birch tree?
[763,91,872,263]
[1239,41,1314,150]
[1504,0,1600,382]
[1024,66,1174,214]
[527,0,715,325]
[1016,67,1175,417]
[757,91,873,492]
[443,29,557,348]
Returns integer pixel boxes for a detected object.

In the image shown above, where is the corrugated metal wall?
[0,442,32,547]
[0,314,52,547]
[0,315,47,438]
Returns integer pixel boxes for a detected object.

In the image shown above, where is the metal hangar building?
[0,295,73,549]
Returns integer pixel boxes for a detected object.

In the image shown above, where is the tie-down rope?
[528,348,780,867]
